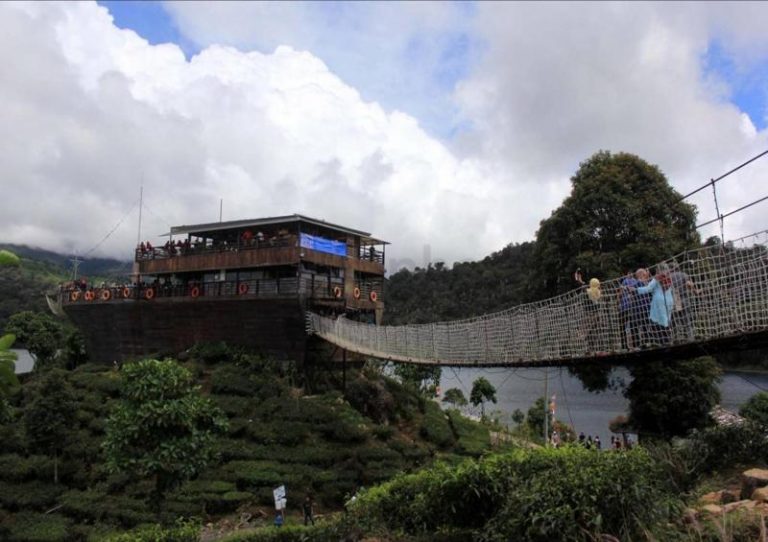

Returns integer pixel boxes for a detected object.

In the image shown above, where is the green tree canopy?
[470,377,497,417]
[394,363,441,396]
[0,250,21,267]
[0,333,19,423]
[526,396,554,440]
[739,391,768,427]
[5,311,65,369]
[531,150,699,298]
[103,359,228,505]
[625,356,721,440]
[443,387,468,407]
[23,369,77,482]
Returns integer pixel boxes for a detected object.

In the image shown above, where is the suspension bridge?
[308,149,768,368]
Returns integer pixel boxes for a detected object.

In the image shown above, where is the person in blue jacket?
[633,263,674,346]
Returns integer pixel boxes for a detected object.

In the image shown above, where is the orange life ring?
[101,289,112,301]
[238,283,249,295]
[122,287,131,299]
[144,287,155,300]
[370,291,378,302]
[190,286,200,298]
[70,291,80,302]
[85,291,95,301]
[333,286,342,299]
[353,287,361,299]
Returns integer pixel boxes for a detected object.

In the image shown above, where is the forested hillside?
[0,245,130,331]
[384,242,535,325]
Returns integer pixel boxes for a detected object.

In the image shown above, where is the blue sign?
[300,233,347,257]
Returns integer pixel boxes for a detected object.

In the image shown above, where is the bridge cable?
[680,149,768,202]
[697,193,768,229]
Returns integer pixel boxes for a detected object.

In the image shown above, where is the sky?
[1,1,768,271]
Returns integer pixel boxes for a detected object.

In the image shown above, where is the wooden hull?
[63,296,308,363]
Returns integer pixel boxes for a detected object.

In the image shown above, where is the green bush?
[351,446,680,542]
[188,341,242,365]
[104,518,200,542]
[221,523,341,542]
[447,410,490,456]
[740,391,768,426]
[59,489,155,527]
[419,401,455,448]
[211,366,257,397]
[214,395,255,417]
[0,481,64,510]
[5,512,71,542]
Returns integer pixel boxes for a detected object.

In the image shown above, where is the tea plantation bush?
[351,446,681,542]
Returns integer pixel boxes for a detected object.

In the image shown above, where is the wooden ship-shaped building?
[59,215,387,362]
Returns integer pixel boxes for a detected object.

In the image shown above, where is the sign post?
[273,485,287,512]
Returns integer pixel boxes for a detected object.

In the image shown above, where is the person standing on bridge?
[582,278,604,353]
[670,262,700,343]
[633,264,674,346]
[618,270,640,350]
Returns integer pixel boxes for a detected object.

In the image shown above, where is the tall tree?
[470,377,497,418]
[0,334,19,422]
[394,363,441,396]
[103,359,228,507]
[625,356,721,440]
[531,150,698,298]
[5,311,65,370]
[23,369,77,483]
[443,388,468,408]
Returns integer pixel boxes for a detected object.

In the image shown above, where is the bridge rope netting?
[307,232,768,366]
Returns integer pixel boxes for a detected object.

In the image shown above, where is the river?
[440,366,768,442]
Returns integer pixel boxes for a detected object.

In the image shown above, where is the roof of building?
[166,214,388,244]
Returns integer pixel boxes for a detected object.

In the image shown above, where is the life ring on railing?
[84,291,95,301]
[238,283,249,295]
[122,287,131,299]
[370,291,378,302]
[333,286,342,299]
[353,287,361,300]
[101,289,112,301]
[190,286,200,298]
[70,291,80,302]
[144,287,155,300]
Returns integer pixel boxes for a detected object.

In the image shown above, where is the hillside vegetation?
[0,344,493,541]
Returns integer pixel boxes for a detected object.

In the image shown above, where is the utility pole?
[69,255,82,280]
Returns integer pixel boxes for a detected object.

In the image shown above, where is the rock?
[699,491,723,505]
[722,489,740,504]
[741,469,768,499]
[752,487,768,502]
[723,500,755,513]
[700,504,723,516]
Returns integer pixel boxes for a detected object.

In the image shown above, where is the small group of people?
[610,435,633,450]
[274,495,315,528]
[578,261,700,353]
[577,432,601,450]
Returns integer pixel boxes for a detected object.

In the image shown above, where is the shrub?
[188,342,236,365]
[214,395,255,417]
[446,410,490,456]
[220,523,341,542]
[104,518,200,542]
[5,512,71,542]
[351,446,680,542]
[740,391,768,427]
[0,480,64,510]
[210,366,257,397]
[419,401,455,448]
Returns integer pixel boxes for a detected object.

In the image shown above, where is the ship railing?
[134,235,298,262]
[356,247,384,264]
[60,276,351,303]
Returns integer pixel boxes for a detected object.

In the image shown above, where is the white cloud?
[0,1,505,269]
[2,1,768,275]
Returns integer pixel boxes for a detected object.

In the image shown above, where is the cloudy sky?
[2,1,768,270]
